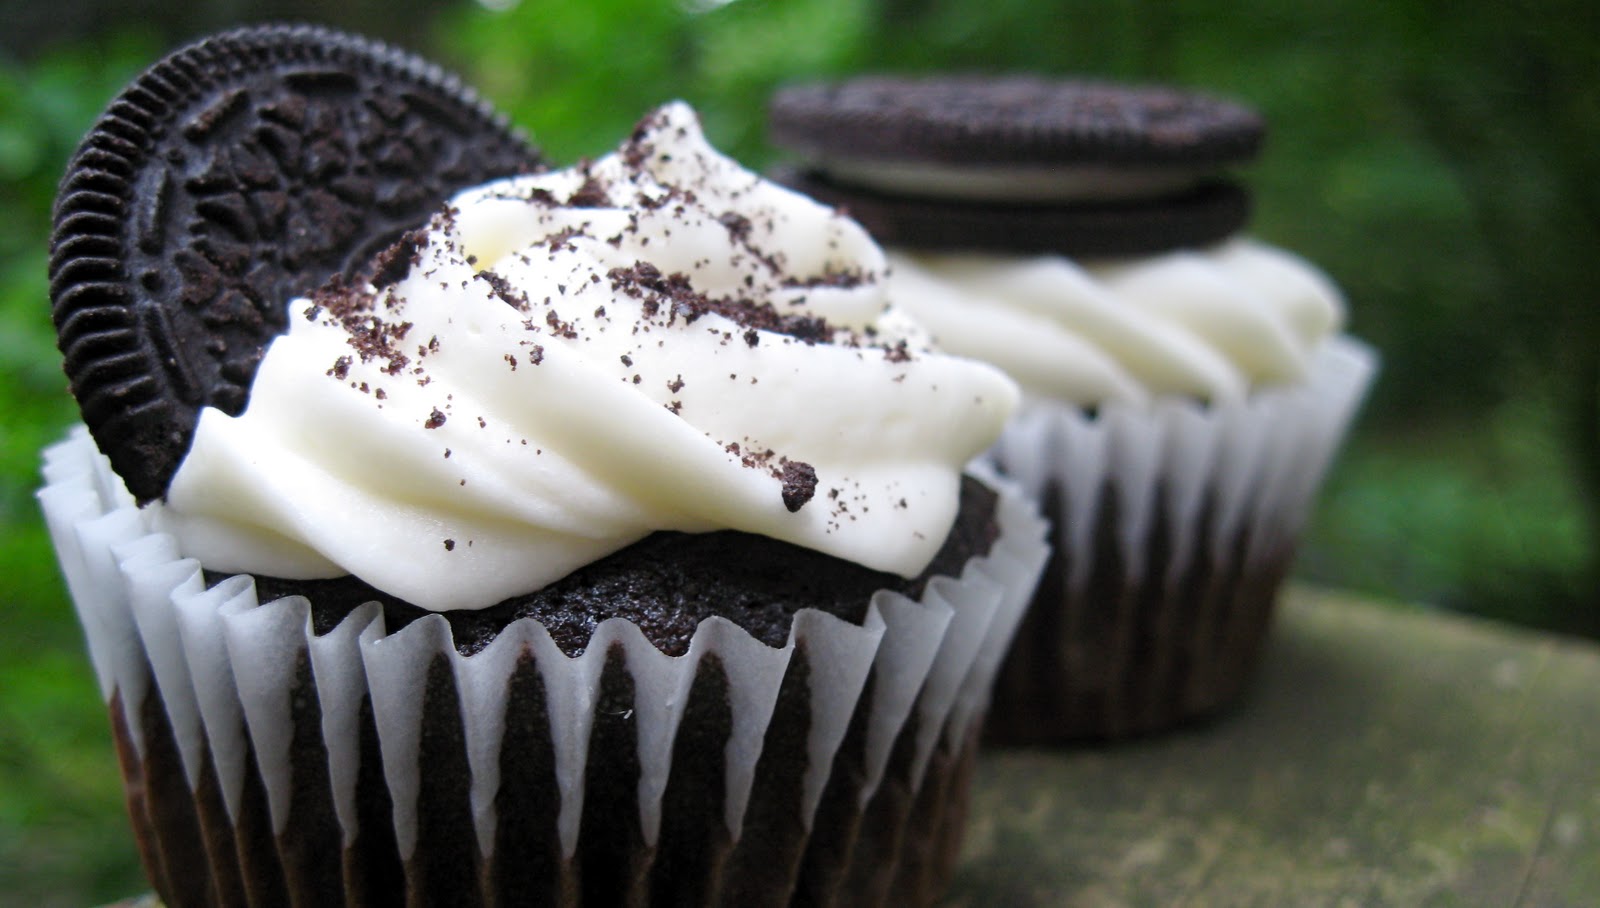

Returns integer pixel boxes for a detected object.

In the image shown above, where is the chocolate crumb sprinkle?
[718,211,752,241]
[545,309,578,339]
[476,269,531,310]
[567,172,611,208]
[608,260,839,344]
[781,266,867,290]
[781,461,819,512]
[368,228,428,289]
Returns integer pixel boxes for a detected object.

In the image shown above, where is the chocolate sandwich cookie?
[767,75,1264,256]
[49,23,543,503]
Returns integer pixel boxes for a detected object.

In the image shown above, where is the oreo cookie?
[49,23,543,502]
[767,75,1264,256]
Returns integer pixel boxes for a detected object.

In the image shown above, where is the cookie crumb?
[781,460,818,512]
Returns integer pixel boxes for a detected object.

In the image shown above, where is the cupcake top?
[767,75,1348,407]
[152,102,1019,611]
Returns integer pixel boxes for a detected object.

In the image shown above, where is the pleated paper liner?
[40,429,1047,907]
[985,336,1375,742]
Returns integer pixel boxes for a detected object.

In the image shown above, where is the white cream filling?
[818,158,1215,203]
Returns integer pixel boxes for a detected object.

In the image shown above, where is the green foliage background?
[0,1,1594,903]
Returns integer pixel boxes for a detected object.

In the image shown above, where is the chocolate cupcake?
[769,75,1375,742]
[41,32,1047,907]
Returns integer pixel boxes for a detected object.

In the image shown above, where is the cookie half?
[774,165,1252,258]
[769,75,1263,172]
[49,23,543,502]
[767,75,1263,255]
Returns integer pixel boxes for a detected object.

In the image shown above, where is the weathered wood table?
[103,588,1600,907]
[947,587,1600,906]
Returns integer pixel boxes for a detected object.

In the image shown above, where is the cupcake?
[42,27,1047,908]
[769,75,1375,741]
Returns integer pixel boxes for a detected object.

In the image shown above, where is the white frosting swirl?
[154,103,1018,612]
[886,239,1345,406]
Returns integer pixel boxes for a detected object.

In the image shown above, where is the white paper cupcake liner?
[40,428,1047,907]
[984,335,1376,741]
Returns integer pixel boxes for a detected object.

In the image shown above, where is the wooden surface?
[948,587,1600,907]
[101,589,1600,908]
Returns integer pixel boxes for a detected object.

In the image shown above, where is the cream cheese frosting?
[153,102,1019,612]
[886,240,1345,406]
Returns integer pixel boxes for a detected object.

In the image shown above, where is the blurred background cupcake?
[766,74,1376,740]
